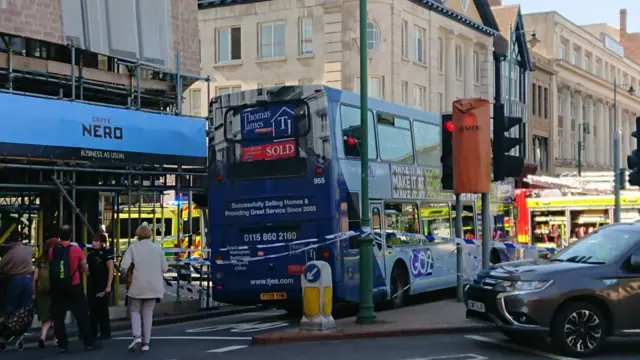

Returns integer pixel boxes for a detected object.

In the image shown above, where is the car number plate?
[260,292,287,300]
[468,300,485,312]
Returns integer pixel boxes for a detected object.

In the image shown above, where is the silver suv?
[465,223,640,357]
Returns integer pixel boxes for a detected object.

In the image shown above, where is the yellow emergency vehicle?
[112,203,203,259]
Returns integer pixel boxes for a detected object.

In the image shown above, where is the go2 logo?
[410,248,434,277]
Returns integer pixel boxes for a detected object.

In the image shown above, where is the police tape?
[215,230,366,265]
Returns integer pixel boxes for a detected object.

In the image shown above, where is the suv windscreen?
[551,226,639,264]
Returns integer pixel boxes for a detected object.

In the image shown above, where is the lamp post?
[613,78,636,223]
[356,0,376,324]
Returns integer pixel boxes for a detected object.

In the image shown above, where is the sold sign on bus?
[240,105,296,161]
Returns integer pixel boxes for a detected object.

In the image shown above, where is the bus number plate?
[260,292,287,300]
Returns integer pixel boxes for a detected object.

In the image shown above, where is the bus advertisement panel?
[208,85,522,312]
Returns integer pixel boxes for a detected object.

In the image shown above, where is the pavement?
[253,298,492,344]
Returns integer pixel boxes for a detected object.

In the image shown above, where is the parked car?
[464,223,640,357]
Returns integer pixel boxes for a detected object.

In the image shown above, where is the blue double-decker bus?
[207,85,515,312]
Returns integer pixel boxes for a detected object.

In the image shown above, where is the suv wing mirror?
[631,255,640,267]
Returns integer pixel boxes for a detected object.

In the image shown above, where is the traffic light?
[440,113,454,190]
[492,103,525,182]
[627,116,640,187]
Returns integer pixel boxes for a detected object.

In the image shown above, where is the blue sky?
[502,0,640,33]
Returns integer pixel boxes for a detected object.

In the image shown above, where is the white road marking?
[206,345,249,353]
[465,335,578,360]
[113,336,252,340]
[405,354,488,360]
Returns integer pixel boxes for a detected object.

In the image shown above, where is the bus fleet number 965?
[243,232,298,242]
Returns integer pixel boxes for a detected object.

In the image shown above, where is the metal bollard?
[300,261,335,330]
[456,242,464,302]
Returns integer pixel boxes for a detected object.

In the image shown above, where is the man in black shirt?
[87,232,114,340]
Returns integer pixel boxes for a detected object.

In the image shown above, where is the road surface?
[4,308,640,359]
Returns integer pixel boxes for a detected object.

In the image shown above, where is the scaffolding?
[0,34,216,308]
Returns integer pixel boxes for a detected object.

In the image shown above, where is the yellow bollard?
[300,261,335,330]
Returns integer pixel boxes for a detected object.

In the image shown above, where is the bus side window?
[347,192,361,249]
[372,207,381,250]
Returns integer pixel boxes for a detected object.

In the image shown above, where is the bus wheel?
[390,264,409,308]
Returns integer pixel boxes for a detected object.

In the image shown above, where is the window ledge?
[213,60,243,68]
[413,60,427,68]
[401,56,410,62]
[297,54,314,60]
[256,57,288,64]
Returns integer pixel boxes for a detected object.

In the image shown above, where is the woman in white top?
[120,223,168,352]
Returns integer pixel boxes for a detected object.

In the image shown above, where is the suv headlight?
[494,280,552,293]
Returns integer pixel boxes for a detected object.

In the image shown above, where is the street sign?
[304,263,321,283]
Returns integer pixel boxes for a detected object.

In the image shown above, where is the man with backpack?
[49,225,96,352]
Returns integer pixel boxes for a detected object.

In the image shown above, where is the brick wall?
[619,8,640,65]
[0,0,200,76]
[170,0,200,77]
[0,0,63,43]
[621,33,640,65]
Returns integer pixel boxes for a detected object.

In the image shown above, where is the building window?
[559,44,566,60]
[538,85,542,117]
[571,132,576,160]
[216,26,241,63]
[571,47,579,66]
[437,93,443,112]
[259,21,286,59]
[401,20,408,58]
[455,45,462,78]
[377,114,414,164]
[438,37,444,72]
[190,89,202,116]
[595,58,602,77]
[571,99,576,118]
[401,81,408,105]
[216,85,241,95]
[413,85,425,109]
[533,136,549,172]
[531,84,536,115]
[544,87,548,119]
[367,22,381,51]
[354,76,383,99]
[558,94,564,115]
[340,104,376,159]
[556,129,563,159]
[299,78,313,85]
[414,26,425,63]
[473,52,480,84]
[299,18,313,55]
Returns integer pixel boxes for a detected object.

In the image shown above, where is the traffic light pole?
[481,193,491,269]
[614,78,621,223]
[356,0,376,325]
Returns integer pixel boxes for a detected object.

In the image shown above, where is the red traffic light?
[346,137,357,146]
[444,120,454,133]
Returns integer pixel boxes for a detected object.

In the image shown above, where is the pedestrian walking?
[87,232,114,340]
[121,222,168,352]
[33,237,59,348]
[0,231,34,315]
[49,225,96,352]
